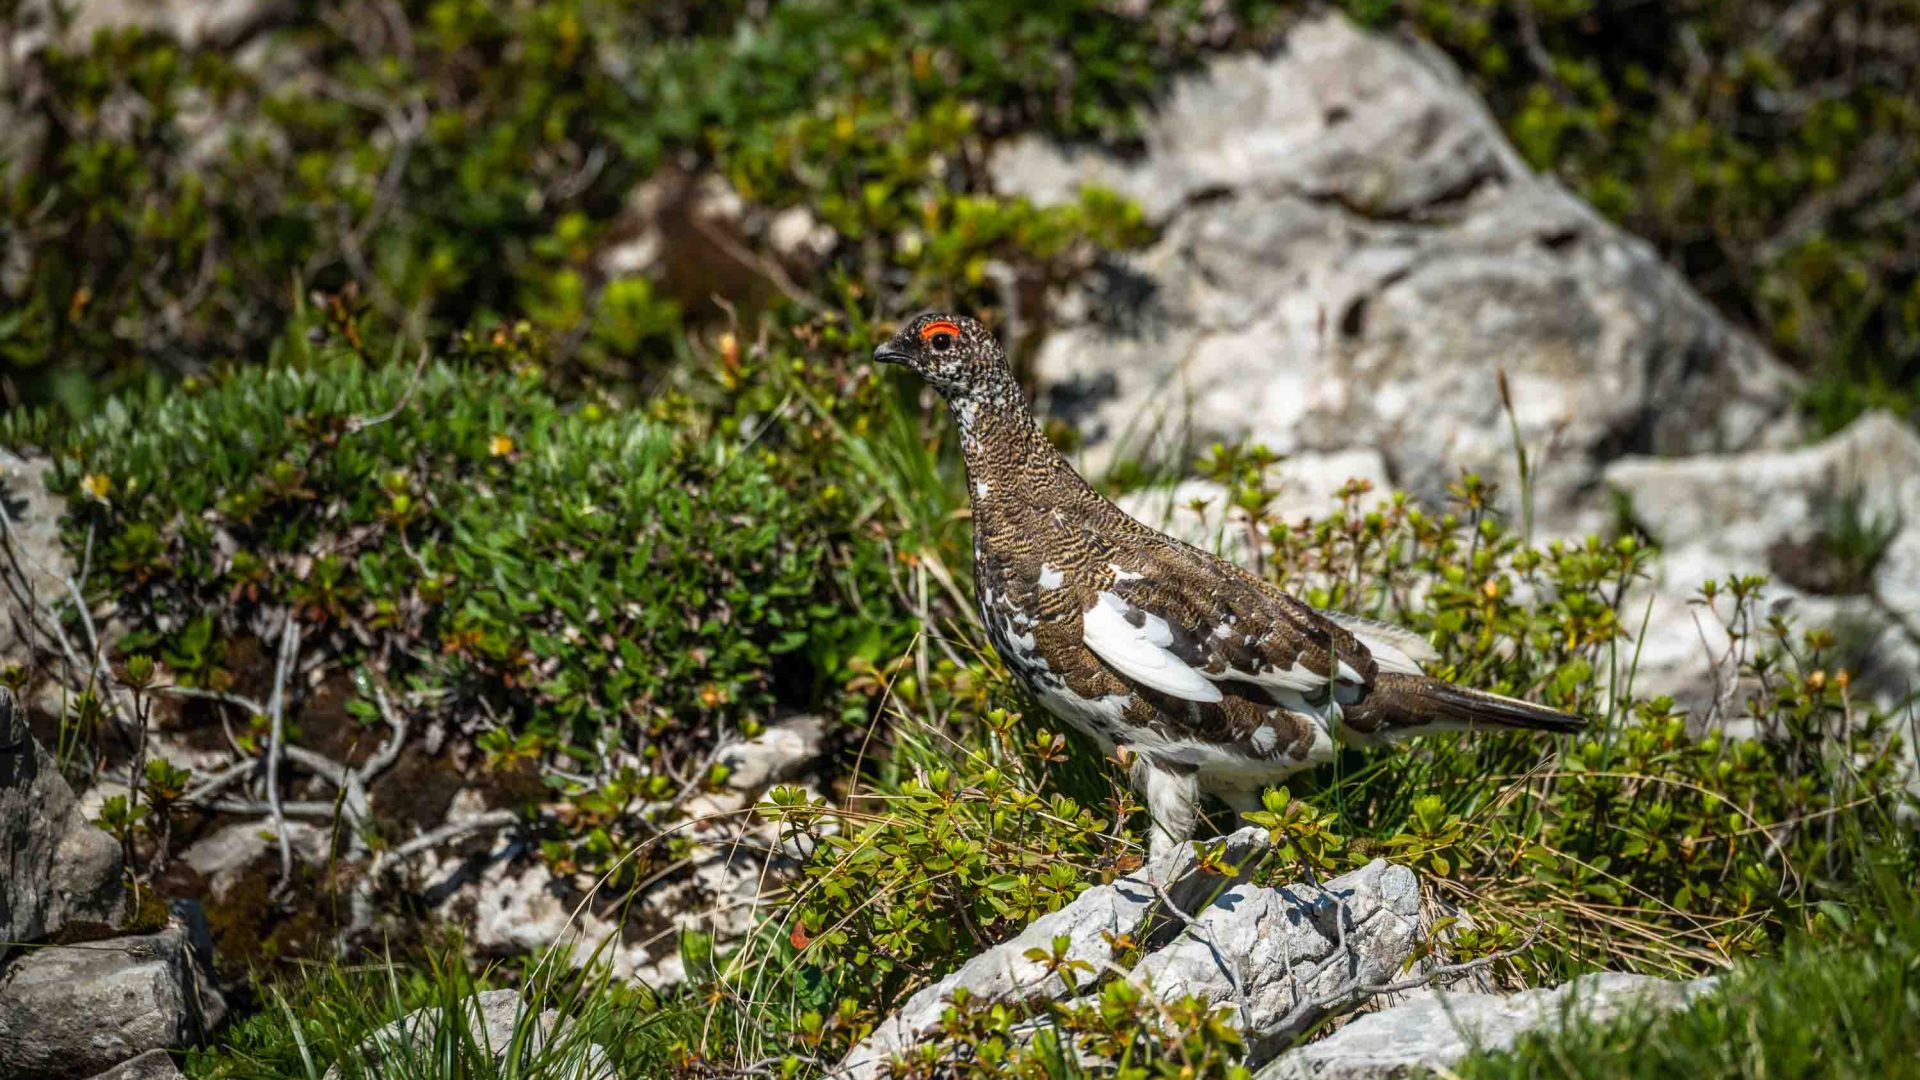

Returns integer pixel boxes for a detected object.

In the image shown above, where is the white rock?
[1606,411,1920,711]
[1257,971,1717,1079]
[419,838,781,988]
[1608,411,1920,569]
[766,206,837,262]
[444,856,640,976]
[6,0,282,59]
[178,819,331,901]
[68,0,281,48]
[718,716,826,791]
[995,13,1801,533]
[1124,861,1423,1063]
[840,829,1277,1079]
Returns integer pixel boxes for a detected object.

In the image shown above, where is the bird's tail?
[1344,673,1586,739]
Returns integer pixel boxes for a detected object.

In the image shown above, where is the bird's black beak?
[873,340,912,366]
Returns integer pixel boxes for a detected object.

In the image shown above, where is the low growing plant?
[3,340,910,884]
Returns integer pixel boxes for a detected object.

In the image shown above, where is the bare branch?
[358,683,410,782]
[379,808,520,865]
[180,757,257,807]
[264,614,303,897]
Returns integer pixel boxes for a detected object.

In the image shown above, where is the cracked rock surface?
[838,829,1276,1079]
[993,12,1801,535]
[0,694,124,966]
[840,831,1426,1077]
[0,907,226,1080]
[1607,410,1920,711]
[1121,859,1423,1064]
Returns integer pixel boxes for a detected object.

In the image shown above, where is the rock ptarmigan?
[875,313,1585,859]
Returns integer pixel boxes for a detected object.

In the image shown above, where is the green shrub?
[884,976,1255,1079]
[0,0,1257,413]
[3,340,907,878]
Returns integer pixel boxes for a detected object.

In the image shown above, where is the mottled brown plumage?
[875,314,1584,858]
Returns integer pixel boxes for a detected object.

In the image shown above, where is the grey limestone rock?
[0,913,225,1080]
[1,693,125,965]
[837,828,1275,1079]
[1256,971,1717,1079]
[83,1051,184,1080]
[839,838,1430,1076]
[1123,859,1424,1064]
[993,13,1802,535]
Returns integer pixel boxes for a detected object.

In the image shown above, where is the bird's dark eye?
[929,331,954,352]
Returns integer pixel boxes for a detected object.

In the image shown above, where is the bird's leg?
[1137,760,1202,866]
[1221,786,1266,831]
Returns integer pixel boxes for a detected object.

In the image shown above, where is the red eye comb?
[918,320,961,341]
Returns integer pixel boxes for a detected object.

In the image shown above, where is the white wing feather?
[1081,593,1223,702]
[1323,610,1436,676]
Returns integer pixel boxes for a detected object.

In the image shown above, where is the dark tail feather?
[1347,673,1586,736]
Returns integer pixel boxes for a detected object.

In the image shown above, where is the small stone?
[718,716,826,791]
[766,206,836,262]
[179,819,331,902]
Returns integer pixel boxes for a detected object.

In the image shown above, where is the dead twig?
[358,683,410,783]
[264,614,304,897]
[379,808,520,866]
[180,758,258,806]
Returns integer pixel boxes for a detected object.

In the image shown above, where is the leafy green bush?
[0,0,1258,413]
[771,705,1126,1010]
[3,338,907,878]
[884,976,1255,1079]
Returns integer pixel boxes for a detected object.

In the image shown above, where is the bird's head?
[872,313,1007,398]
